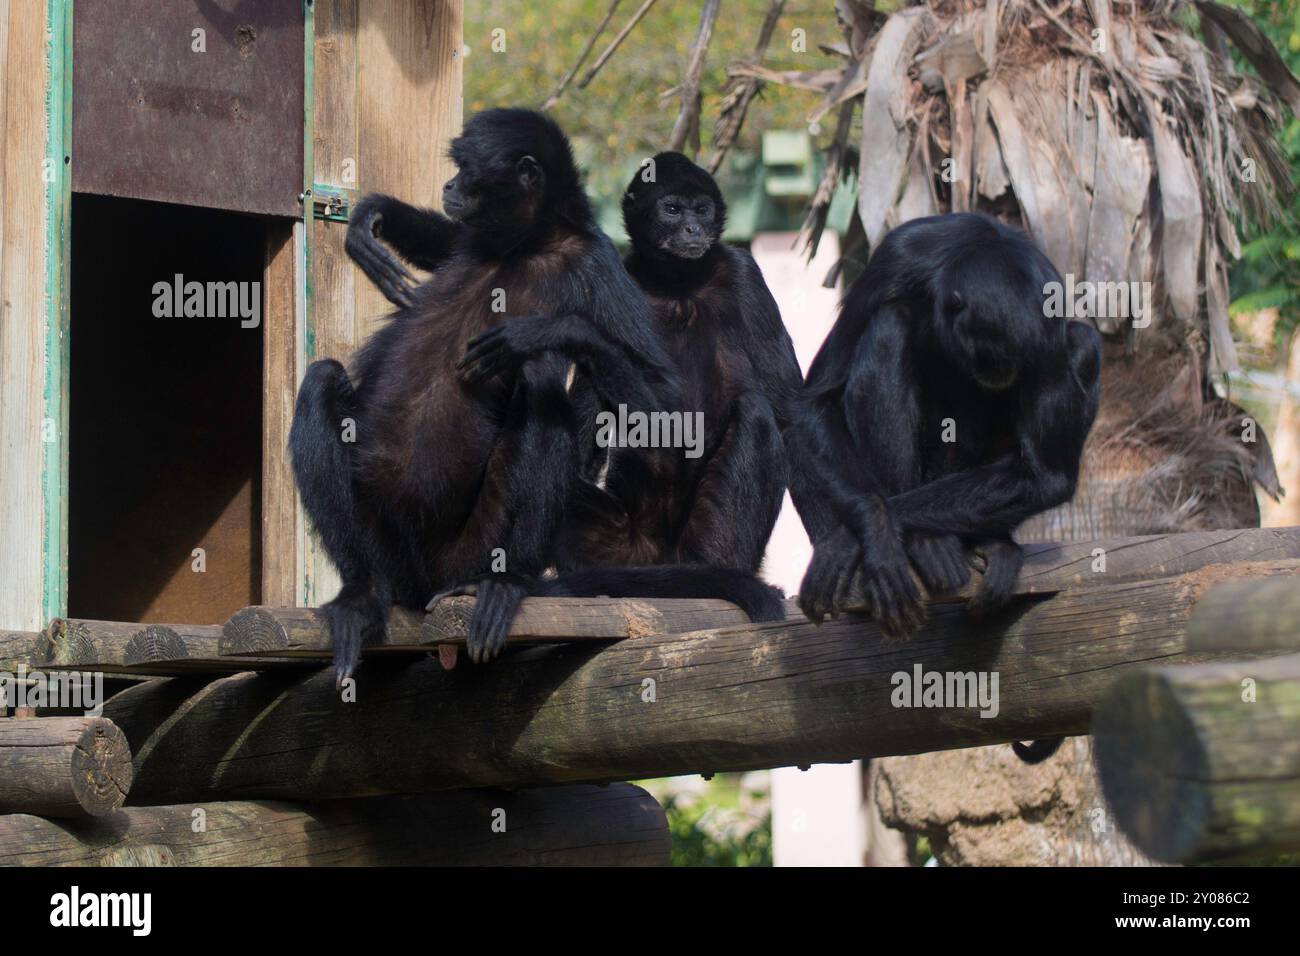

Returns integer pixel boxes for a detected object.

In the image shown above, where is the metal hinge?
[304,184,357,222]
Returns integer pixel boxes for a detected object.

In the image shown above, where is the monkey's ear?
[517,155,543,191]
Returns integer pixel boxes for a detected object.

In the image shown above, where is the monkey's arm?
[345,194,462,308]
[888,322,1102,537]
[458,313,675,414]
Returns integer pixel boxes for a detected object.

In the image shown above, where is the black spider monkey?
[306,111,781,682]
[533,151,805,573]
[788,213,1101,649]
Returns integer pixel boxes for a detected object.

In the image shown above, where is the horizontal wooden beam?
[1187,575,1300,653]
[0,717,132,817]
[41,619,295,675]
[1094,652,1300,863]
[101,556,1300,803]
[221,528,1300,662]
[221,598,756,660]
[0,784,669,866]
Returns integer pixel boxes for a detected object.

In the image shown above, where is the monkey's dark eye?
[664,203,682,216]
[947,291,964,312]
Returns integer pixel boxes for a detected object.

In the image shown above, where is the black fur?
[788,213,1102,639]
[297,109,677,683]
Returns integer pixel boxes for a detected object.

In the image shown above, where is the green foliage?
[664,793,773,867]
[463,1,841,209]
[1217,0,1300,334]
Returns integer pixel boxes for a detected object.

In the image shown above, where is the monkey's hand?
[906,532,970,595]
[345,198,417,309]
[798,525,861,626]
[851,505,927,638]
[457,318,547,385]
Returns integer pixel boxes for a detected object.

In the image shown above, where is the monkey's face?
[443,155,544,227]
[654,194,719,259]
[934,260,1053,392]
[442,172,480,221]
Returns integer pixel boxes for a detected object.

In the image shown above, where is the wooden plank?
[41,619,292,675]
[220,599,755,658]
[1094,652,1300,863]
[0,0,51,631]
[225,530,1300,659]
[1187,574,1300,653]
[222,605,424,657]
[1,630,42,671]
[0,716,132,817]
[0,784,667,866]
[355,0,462,342]
[103,559,1298,802]
[71,0,305,216]
[262,222,299,608]
[313,0,359,191]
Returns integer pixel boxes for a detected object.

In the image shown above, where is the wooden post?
[1187,575,1300,653]
[1094,653,1300,863]
[0,716,132,817]
[100,559,1299,804]
[0,784,669,866]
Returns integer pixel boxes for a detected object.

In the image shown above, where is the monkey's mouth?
[663,238,710,259]
[973,365,1019,391]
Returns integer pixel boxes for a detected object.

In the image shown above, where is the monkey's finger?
[831,557,859,618]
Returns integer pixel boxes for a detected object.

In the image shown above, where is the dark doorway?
[69,194,265,624]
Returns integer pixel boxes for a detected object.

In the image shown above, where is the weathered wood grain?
[1187,574,1300,653]
[104,560,1298,803]
[0,716,132,817]
[1094,652,1300,863]
[221,605,426,658]
[0,784,668,866]
[42,619,290,675]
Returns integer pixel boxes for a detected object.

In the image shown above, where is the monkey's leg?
[445,354,581,663]
[678,391,785,573]
[289,359,388,684]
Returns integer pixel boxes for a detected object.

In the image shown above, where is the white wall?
[750,231,867,867]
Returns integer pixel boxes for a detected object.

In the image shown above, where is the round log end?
[422,597,475,643]
[47,618,93,667]
[221,606,291,655]
[1093,671,1209,863]
[70,718,133,816]
[125,625,189,665]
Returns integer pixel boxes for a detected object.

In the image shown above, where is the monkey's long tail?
[539,564,787,622]
[1011,738,1064,764]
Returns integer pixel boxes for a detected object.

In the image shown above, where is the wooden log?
[845,526,1300,608]
[1,630,42,671]
[221,605,427,658]
[103,558,1299,803]
[223,529,1300,661]
[1187,575,1300,653]
[422,594,757,645]
[0,783,669,866]
[43,619,292,675]
[0,716,132,817]
[1094,653,1300,863]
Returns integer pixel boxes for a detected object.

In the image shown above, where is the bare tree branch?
[707,0,786,173]
[542,0,624,111]
[577,0,661,92]
[668,0,724,157]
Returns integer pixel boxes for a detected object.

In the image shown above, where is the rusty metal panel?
[72,0,304,217]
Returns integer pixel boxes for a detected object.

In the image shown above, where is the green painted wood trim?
[301,0,317,606]
[42,0,73,622]
[302,0,316,361]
